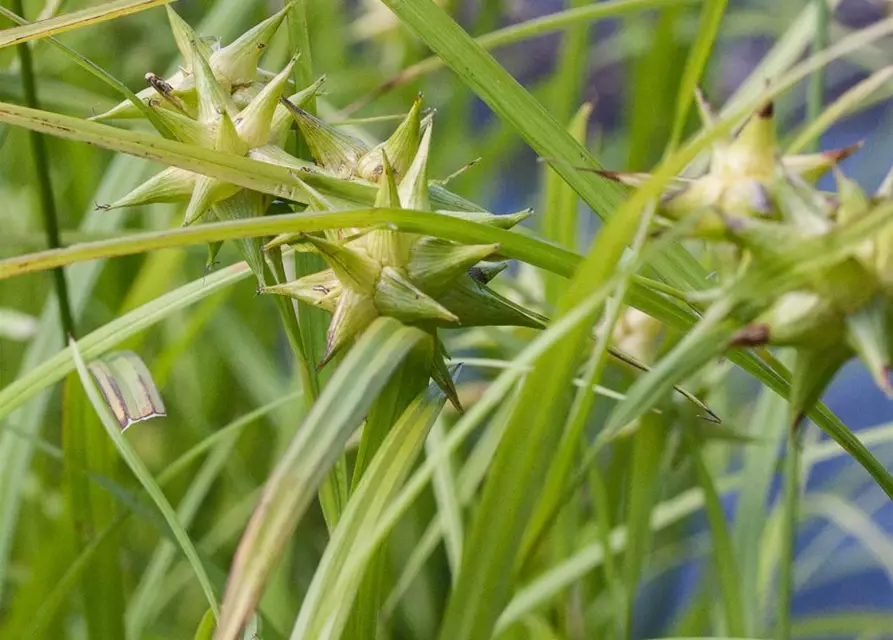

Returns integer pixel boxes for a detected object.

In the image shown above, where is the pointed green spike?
[166,6,211,64]
[374,267,458,324]
[301,234,380,293]
[724,101,776,175]
[206,240,223,269]
[248,143,316,172]
[268,75,327,146]
[407,238,499,295]
[264,177,337,250]
[356,94,423,181]
[215,109,248,155]
[148,106,212,146]
[236,56,298,148]
[210,3,293,87]
[782,141,863,183]
[374,153,400,208]
[321,289,378,368]
[191,40,238,122]
[835,168,871,224]
[845,298,893,397]
[284,102,370,173]
[365,154,410,266]
[468,261,509,285]
[104,167,196,209]
[213,190,270,282]
[694,87,719,129]
[436,275,544,328]
[878,165,893,199]
[184,175,236,226]
[261,270,342,312]
[789,345,851,427]
[398,121,433,210]
[440,209,533,229]
[432,343,462,412]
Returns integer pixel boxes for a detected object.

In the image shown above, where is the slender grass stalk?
[776,430,801,640]
[10,0,75,340]
[807,0,831,152]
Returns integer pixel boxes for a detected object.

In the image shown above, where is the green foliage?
[1,1,892,639]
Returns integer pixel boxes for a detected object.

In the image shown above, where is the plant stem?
[776,430,801,640]
[10,0,75,340]
[807,0,830,151]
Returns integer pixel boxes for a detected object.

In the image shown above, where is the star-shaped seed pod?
[103,45,320,227]
[730,166,893,403]
[261,123,541,406]
[599,93,861,240]
[92,4,294,122]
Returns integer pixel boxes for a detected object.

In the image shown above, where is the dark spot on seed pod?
[729,323,770,347]
[757,101,774,118]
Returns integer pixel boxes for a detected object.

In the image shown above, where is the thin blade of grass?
[621,414,668,639]
[68,337,219,618]
[787,64,893,154]
[291,382,448,639]
[0,0,174,48]
[495,477,740,633]
[731,376,789,636]
[687,434,745,636]
[666,0,729,153]
[426,415,464,581]
[214,318,427,640]
[0,261,251,424]
[344,0,699,114]
[0,5,174,137]
[542,103,591,304]
[62,372,126,640]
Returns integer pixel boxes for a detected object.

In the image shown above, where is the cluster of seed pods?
[605,93,893,410]
[96,4,542,407]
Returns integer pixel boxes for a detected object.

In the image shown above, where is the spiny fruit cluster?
[97,4,541,406]
[607,91,893,409]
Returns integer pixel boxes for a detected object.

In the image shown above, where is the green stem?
[776,431,801,640]
[10,1,75,340]
[807,0,830,152]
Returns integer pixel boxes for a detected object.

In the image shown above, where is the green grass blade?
[495,477,740,633]
[666,0,728,153]
[621,414,668,638]
[787,64,893,154]
[0,262,251,424]
[68,336,220,618]
[426,415,464,581]
[542,103,591,304]
[62,372,127,640]
[10,0,75,340]
[347,347,433,639]
[776,432,800,640]
[732,379,789,635]
[0,0,174,48]
[214,318,427,640]
[0,0,262,609]
[687,436,745,636]
[291,382,447,639]
[0,5,174,137]
[346,0,698,113]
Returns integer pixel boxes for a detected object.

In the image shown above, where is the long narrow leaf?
[0,0,174,48]
[68,337,219,618]
[214,318,427,640]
